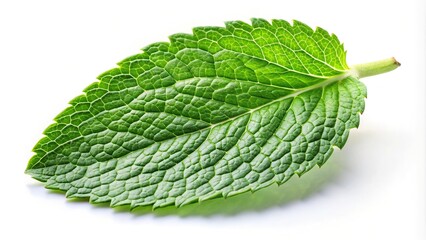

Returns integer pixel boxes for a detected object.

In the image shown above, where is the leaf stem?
[352,57,401,79]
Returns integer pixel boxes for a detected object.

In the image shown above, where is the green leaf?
[26,19,399,209]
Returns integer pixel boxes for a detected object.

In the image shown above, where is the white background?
[0,0,425,239]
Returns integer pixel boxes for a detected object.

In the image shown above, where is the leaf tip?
[24,165,39,178]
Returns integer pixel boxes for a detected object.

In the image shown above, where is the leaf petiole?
[352,57,401,79]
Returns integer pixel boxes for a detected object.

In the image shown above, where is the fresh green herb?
[26,19,399,209]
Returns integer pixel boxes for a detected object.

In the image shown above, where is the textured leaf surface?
[26,19,366,208]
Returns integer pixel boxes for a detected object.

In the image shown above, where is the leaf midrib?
[28,70,352,171]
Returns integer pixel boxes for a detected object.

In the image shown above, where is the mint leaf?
[26,19,399,209]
